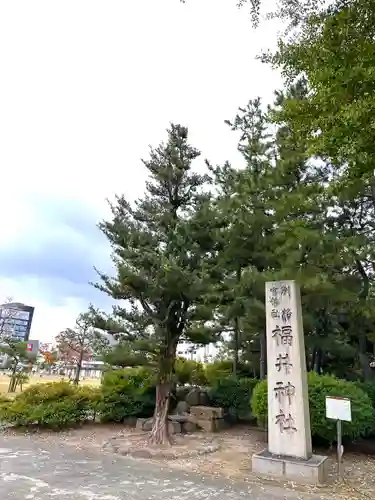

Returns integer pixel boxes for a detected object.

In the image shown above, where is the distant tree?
[92,124,219,445]
[0,298,31,392]
[56,311,109,385]
[0,297,20,338]
[0,339,29,392]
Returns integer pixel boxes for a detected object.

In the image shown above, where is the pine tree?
[267,1,375,377]
[269,0,375,186]
[93,124,217,445]
[207,99,278,377]
[209,86,364,379]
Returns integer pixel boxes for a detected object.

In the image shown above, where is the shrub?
[99,368,155,423]
[174,358,207,386]
[0,394,11,404]
[0,382,96,429]
[251,373,375,443]
[76,386,102,421]
[209,376,258,418]
[205,360,254,385]
[251,379,268,428]
[205,360,233,385]
[356,381,375,409]
[308,373,375,442]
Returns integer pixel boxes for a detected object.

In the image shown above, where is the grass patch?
[0,375,100,396]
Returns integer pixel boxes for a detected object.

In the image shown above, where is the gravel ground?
[1,425,374,499]
[0,432,326,500]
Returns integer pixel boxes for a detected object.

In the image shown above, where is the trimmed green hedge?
[209,376,258,418]
[252,372,375,443]
[99,368,155,423]
[356,380,375,409]
[0,369,157,428]
[0,382,96,429]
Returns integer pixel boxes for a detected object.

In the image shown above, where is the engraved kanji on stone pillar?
[266,280,312,460]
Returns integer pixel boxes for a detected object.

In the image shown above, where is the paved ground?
[0,434,320,499]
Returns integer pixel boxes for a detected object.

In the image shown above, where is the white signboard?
[326,397,352,422]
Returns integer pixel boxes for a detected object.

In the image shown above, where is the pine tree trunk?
[314,348,322,374]
[8,363,18,393]
[233,316,240,376]
[232,267,241,377]
[149,339,177,446]
[149,379,172,446]
[310,348,316,373]
[359,335,372,380]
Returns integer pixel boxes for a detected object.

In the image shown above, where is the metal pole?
[337,419,343,480]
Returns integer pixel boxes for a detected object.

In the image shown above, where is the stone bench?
[189,406,226,432]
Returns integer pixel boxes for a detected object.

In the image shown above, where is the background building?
[0,302,35,368]
[0,302,35,341]
[177,342,216,363]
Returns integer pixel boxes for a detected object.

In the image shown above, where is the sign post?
[325,396,352,481]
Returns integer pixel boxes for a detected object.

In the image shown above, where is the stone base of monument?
[252,449,328,485]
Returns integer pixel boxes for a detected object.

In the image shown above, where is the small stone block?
[142,418,154,432]
[195,418,226,432]
[190,406,224,420]
[169,414,188,424]
[175,400,190,414]
[123,416,138,427]
[182,420,198,433]
[136,418,147,431]
[196,419,215,432]
[176,386,190,401]
[252,449,328,485]
[186,388,209,406]
[168,421,182,434]
[215,418,228,431]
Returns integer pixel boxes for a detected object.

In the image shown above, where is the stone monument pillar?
[252,280,328,484]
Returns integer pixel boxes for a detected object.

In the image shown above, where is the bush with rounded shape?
[205,360,254,385]
[99,368,155,423]
[308,372,375,442]
[19,381,77,404]
[209,376,258,418]
[174,358,207,386]
[251,373,375,443]
[0,381,97,429]
[251,378,268,428]
[356,380,375,409]
[76,385,102,421]
[205,360,233,385]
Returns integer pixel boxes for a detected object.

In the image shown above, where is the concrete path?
[0,433,319,499]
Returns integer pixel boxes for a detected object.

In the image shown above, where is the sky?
[0,0,281,342]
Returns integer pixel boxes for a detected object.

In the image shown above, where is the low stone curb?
[103,433,221,460]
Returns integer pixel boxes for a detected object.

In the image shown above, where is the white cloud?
[0,0,282,342]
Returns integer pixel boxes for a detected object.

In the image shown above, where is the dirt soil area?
[7,424,375,500]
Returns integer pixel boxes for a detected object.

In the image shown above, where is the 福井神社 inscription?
[266,281,312,459]
[252,281,328,484]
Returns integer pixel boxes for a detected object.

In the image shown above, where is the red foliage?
[57,343,93,364]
